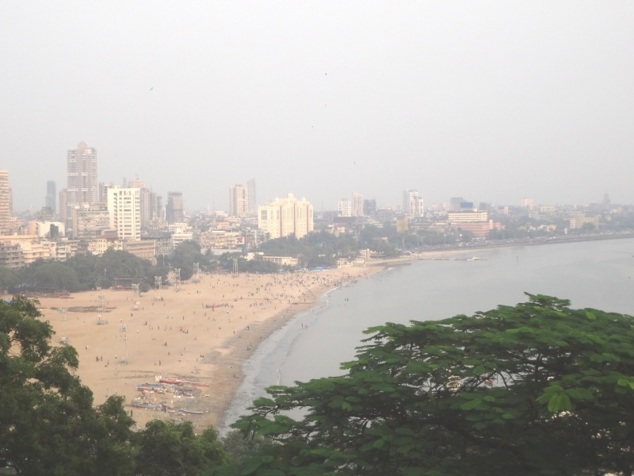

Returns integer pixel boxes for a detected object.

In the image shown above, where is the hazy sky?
[2,1,633,213]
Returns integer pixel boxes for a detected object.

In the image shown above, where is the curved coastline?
[219,233,634,431]
[7,232,633,433]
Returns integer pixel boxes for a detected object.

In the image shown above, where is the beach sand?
[21,265,381,432]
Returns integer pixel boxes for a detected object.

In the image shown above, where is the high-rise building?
[229,184,248,217]
[363,199,377,217]
[403,189,424,217]
[127,178,161,228]
[45,180,56,213]
[0,170,13,234]
[338,199,352,217]
[107,187,141,241]
[166,191,184,224]
[247,178,256,213]
[63,142,98,229]
[351,192,364,217]
[258,193,314,239]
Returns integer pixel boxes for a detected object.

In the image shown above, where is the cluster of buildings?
[0,143,318,269]
[0,142,622,270]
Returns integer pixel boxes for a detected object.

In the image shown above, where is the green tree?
[225,295,634,475]
[219,430,268,466]
[134,420,226,476]
[170,241,211,281]
[0,296,136,475]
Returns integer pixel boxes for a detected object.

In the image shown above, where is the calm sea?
[222,237,634,429]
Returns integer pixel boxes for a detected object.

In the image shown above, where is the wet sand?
[23,266,380,432]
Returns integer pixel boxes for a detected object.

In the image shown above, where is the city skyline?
[0,165,627,219]
[2,2,634,212]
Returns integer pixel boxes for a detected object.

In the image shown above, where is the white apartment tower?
[258,193,314,239]
[107,187,141,241]
[338,199,352,217]
[403,189,424,217]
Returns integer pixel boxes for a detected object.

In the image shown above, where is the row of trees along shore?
[4,227,634,294]
[2,293,634,475]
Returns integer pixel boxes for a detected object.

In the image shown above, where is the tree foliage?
[258,232,358,268]
[168,241,213,281]
[2,250,166,293]
[133,420,226,475]
[0,296,136,475]
[225,295,634,475]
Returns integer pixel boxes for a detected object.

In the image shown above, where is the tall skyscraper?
[166,191,184,224]
[403,189,424,217]
[0,170,13,234]
[258,193,314,239]
[45,180,56,213]
[63,142,98,228]
[352,192,364,217]
[229,184,248,217]
[247,178,256,213]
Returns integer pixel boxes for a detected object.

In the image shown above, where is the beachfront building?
[258,193,314,239]
[447,210,492,238]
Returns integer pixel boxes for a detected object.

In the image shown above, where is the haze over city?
[2,1,634,213]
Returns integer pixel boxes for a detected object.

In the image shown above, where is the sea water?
[222,238,634,429]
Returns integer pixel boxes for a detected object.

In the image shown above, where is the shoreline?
[6,233,633,433]
[13,265,381,432]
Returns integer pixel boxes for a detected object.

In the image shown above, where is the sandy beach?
[17,265,382,432]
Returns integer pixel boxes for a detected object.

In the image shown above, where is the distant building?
[352,192,364,217]
[107,187,141,241]
[363,199,377,217]
[166,192,184,224]
[403,189,424,217]
[247,178,257,213]
[0,170,14,235]
[229,184,248,217]
[45,180,56,214]
[127,178,161,228]
[72,203,111,239]
[338,199,352,217]
[258,193,314,239]
[123,239,156,264]
[449,197,475,212]
[447,210,491,238]
[63,142,98,230]
[569,214,599,230]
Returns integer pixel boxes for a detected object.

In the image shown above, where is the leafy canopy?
[225,294,634,476]
[0,295,136,476]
